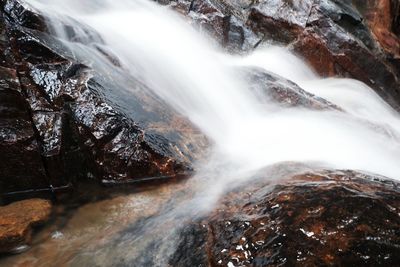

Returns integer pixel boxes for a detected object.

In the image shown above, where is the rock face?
[171,0,400,110]
[0,4,49,198]
[354,0,400,58]
[0,199,52,254]
[0,0,207,199]
[239,67,341,110]
[170,170,400,266]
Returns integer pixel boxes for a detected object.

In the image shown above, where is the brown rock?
[170,170,400,266]
[0,0,208,199]
[171,0,400,110]
[354,0,400,58]
[0,199,52,254]
[0,20,49,196]
[248,0,400,110]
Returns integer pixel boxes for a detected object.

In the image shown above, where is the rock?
[248,0,400,110]
[295,1,399,107]
[353,0,400,58]
[239,67,341,110]
[0,8,48,197]
[0,199,52,254]
[170,170,400,266]
[170,0,262,52]
[170,0,400,110]
[0,0,208,198]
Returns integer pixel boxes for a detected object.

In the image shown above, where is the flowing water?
[5,0,400,265]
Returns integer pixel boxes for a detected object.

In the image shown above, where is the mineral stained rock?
[0,198,52,254]
[171,170,400,267]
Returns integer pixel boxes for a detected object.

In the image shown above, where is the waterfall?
[26,0,400,179]
[13,0,400,265]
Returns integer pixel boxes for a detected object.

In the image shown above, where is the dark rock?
[248,0,400,110]
[170,0,262,52]
[0,13,48,196]
[0,0,207,198]
[393,0,400,36]
[171,170,400,266]
[0,198,52,254]
[3,0,47,31]
[239,67,341,110]
[171,0,400,110]
[352,0,400,58]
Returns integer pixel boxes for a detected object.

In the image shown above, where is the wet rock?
[0,87,48,195]
[171,170,400,266]
[239,67,340,110]
[0,20,48,196]
[0,199,52,254]
[0,0,207,198]
[172,0,400,110]
[248,0,400,110]
[352,0,400,58]
[170,0,262,52]
[3,0,47,31]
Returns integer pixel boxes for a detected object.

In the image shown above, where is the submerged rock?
[171,170,400,266]
[0,199,52,254]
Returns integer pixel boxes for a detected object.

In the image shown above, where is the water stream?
[5,0,400,265]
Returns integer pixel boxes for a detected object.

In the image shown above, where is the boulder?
[0,199,52,254]
[170,0,400,110]
[170,170,400,266]
[239,67,341,110]
[0,0,207,199]
[0,9,48,197]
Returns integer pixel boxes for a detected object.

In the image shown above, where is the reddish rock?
[354,0,400,58]
[170,170,400,266]
[247,0,400,110]
[0,199,52,254]
[172,0,400,110]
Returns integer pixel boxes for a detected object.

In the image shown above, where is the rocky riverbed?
[1,0,400,266]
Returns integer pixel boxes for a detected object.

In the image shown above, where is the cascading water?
[16,0,400,265]
[26,0,400,179]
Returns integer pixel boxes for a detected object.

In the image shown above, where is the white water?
[19,0,400,265]
[25,0,400,185]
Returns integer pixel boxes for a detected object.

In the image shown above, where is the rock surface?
[0,0,207,199]
[239,67,341,110]
[170,170,400,266]
[0,181,189,266]
[0,6,49,198]
[170,0,400,110]
[0,199,52,254]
